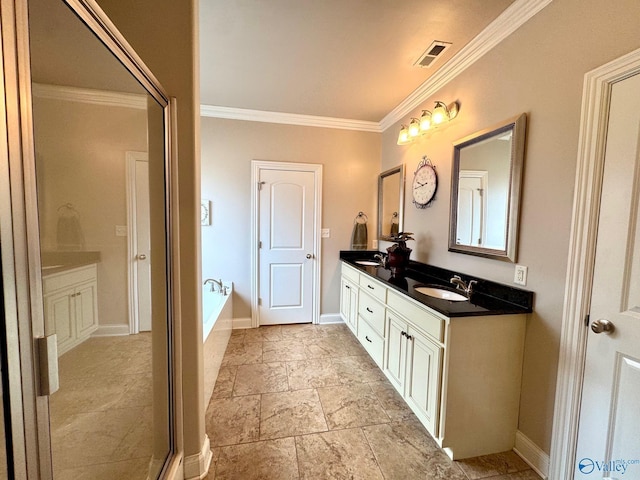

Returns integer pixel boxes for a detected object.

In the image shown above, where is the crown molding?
[200,105,382,133]
[379,0,553,131]
[32,83,147,109]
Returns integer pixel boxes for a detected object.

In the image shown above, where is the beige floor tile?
[260,389,328,440]
[244,325,283,342]
[206,395,261,447]
[363,421,467,480]
[210,365,237,400]
[286,358,342,390]
[215,437,299,480]
[221,342,262,366]
[317,384,390,429]
[233,362,289,395]
[332,354,387,384]
[295,428,384,480]
[262,339,308,362]
[487,471,543,480]
[368,381,416,422]
[456,450,531,479]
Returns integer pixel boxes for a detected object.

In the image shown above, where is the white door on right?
[456,172,486,246]
[575,73,640,479]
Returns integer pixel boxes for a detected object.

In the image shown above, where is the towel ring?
[354,211,368,224]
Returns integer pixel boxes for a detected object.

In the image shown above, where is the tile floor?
[50,333,154,480]
[204,323,542,480]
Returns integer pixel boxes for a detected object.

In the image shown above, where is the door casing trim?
[251,160,323,328]
[550,47,640,480]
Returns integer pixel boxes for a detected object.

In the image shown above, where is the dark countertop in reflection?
[340,251,533,318]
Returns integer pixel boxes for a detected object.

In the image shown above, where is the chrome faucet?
[204,278,224,293]
[373,253,388,268]
[450,275,478,296]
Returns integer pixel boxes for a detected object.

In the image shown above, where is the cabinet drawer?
[358,292,385,335]
[357,318,384,367]
[342,262,360,283]
[387,290,443,342]
[359,274,387,303]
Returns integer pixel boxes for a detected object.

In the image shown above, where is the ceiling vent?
[414,41,452,68]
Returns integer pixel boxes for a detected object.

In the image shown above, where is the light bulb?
[397,125,410,145]
[419,110,432,131]
[408,118,420,137]
[432,101,449,124]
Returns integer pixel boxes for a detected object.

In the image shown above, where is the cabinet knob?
[365,335,372,343]
[366,307,373,313]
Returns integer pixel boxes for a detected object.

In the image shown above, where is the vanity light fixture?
[397,124,411,145]
[396,100,460,145]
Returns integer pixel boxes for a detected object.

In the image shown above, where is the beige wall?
[34,97,147,327]
[200,118,381,319]
[96,0,203,459]
[381,0,640,453]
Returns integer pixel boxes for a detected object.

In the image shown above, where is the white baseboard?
[232,317,252,329]
[514,430,549,479]
[92,324,130,337]
[183,434,212,480]
[319,313,343,325]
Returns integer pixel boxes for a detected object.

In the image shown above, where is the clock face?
[412,164,437,207]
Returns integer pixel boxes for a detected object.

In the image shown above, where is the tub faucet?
[204,278,224,293]
[450,275,478,296]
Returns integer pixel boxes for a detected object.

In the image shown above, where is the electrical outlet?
[115,225,128,237]
[514,265,528,286]
[321,228,330,238]
[372,239,378,249]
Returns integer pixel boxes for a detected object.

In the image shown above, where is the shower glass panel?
[28,0,172,477]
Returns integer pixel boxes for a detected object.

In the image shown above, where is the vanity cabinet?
[339,265,359,335]
[339,261,527,460]
[43,264,99,356]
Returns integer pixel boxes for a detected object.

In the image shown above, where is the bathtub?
[203,281,233,406]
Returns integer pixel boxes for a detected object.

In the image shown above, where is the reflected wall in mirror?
[378,165,405,240]
[449,113,527,262]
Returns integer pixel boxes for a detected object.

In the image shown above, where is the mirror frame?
[449,113,527,262]
[377,165,405,241]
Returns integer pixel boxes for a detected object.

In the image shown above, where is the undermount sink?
[415,285,468,302]
[355,260,380,266]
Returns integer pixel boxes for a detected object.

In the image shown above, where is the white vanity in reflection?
[42,264,99,356]
[340,260,528,460]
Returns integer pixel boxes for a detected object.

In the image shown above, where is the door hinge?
[259,241,262,249]
[258,297,262,306]
[258,181,266,190]
[584,313,590,327]
[37,335,59,396]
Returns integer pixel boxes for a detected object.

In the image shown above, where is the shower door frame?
[0,0,183,477]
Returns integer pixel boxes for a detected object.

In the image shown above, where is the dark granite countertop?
[340,250,533,318]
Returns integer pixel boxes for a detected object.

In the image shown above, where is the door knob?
[306,254,313,259]
[138,254,147,260]
[591,319,615,334]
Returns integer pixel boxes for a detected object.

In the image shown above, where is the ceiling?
[199,0,515,123]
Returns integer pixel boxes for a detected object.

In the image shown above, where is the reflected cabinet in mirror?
[449,114,527,262]
[378,165,405,240]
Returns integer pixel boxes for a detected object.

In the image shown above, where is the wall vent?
[414,41,452,68]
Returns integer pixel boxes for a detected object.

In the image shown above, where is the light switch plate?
[514,265,528,286]
[321,228,330,238]
[115,225,128,237]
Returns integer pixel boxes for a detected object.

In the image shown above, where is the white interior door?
[575,73,640,479]
[258,167,317,325]
[456,171,486,246]
[127,152,152,332]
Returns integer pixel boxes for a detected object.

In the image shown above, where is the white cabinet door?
[45,288,76,355]
[384,311,408,393]
[405,327,442,436]
[340,277,358,334]
[75,281,98,338]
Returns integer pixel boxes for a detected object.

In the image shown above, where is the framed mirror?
[449,113,527,262]
[378,165,405,240]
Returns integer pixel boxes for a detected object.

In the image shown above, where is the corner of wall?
[182,434,212,480]
[514,430,549,479]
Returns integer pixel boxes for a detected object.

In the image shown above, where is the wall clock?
[412,156,437,208]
